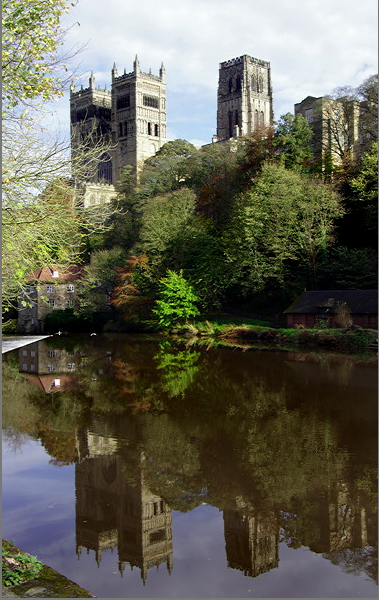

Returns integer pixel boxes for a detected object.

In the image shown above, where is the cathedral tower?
[70,73,113,184]
[111,56,167,180]
[215,55,273,142]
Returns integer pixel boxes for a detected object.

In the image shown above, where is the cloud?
[56,0,377,143]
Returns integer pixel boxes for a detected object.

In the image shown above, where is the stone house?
[284,290,378,329]
[18,265,83,334]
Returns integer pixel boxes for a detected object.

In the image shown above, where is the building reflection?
[223,499,279,577]
[75,425,173,584]
[310,482,374,554]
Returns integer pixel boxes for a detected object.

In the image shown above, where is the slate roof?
[284,290,378,315]
[27,265,83,282]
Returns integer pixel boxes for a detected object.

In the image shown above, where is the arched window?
[147,122,152,136]
[98,153,112,184]
[236,75,241,91]
[251,75,256,91]
[119,122,123,137]
[260,111,264,126]
[228,78,234,93]
[258,76,263,93]
[235,110,239,127]
[228,110,234,138]
[254,110,259,129]
[123,121,128,136]
[154,124,159,136]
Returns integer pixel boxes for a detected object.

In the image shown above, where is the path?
[2,336,51,354]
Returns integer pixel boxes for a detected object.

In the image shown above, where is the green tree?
[154,270,200,328]
[139,139,197,199]
[274,113,314,172]
[78,247,127,315]
[222,163,344,295]
[350,142,378,233]
[140,187,197,272]
[2,0,77,112]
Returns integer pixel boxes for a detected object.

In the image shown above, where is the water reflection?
[2,335,377,591]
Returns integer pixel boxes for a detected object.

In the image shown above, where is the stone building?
[294,95,363,170]
[214,55,273,143]
[70,56,167,186]
[18,265,83,334]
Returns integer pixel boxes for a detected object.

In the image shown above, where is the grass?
[2,541,43,587]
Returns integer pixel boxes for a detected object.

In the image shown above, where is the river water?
[2,334,377,598]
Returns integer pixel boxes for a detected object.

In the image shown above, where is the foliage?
[155,345,201,398]
[222,162,344,295]
[140,187,197,273]
[43,308,90,333]
[2,544,43,587]
[317,246,378,289]
[78,247,126,314]
[154,270,200,328]
[350,142,378,233]
[110,254,155,322]
[2,319,18,333]
[2,0,77,112]
[274,112,314,172]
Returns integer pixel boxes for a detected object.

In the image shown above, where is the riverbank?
[2,540,94,598]
[172,320,378,354]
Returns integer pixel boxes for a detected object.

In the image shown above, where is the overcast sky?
[55,0,378,147]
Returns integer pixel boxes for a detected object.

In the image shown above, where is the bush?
[154,270,200,329]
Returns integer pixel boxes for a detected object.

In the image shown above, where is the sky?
[54,0,378,147]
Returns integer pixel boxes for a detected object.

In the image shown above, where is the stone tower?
[215,55,273,142]
[70,57,167,186]
[111,55,167,180]
[70,73,113,184]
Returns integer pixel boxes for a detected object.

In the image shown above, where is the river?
[2,334,377,598]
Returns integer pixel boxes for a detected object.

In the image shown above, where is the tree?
[2,0,78,113]
[139,139,197,199]
[154,270,200,329]
[350,142,378,233]
[222,162,344,295]
[110,254,155,323]
[140,187,197,273]
[274,113,314,172]
[357,74,378,146]
[77,247,127,315]
[2,0,113,309]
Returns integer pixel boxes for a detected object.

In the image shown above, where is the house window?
[22,363,27,370]
[30,364,35,371]
[30,351,36,357]
[47,286,53,293]
[66,299,74,307]
[66,285,74,293]
[22,350,28,356]
[49,350,57,357]
[67,363,75,371]
[47,364,55,372]
[49,299,55,307]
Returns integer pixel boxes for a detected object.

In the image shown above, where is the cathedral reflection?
[223,499,279,577]
[75,427,173,584]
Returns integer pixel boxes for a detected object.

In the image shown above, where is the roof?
[284,290,378,315]
[27,265,83,283]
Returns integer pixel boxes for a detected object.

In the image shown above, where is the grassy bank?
[2,540,93,598]
[172,318,378,354]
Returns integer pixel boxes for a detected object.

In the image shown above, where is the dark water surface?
[2,334,377,598]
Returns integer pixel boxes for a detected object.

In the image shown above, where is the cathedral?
[70,54,273,196]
